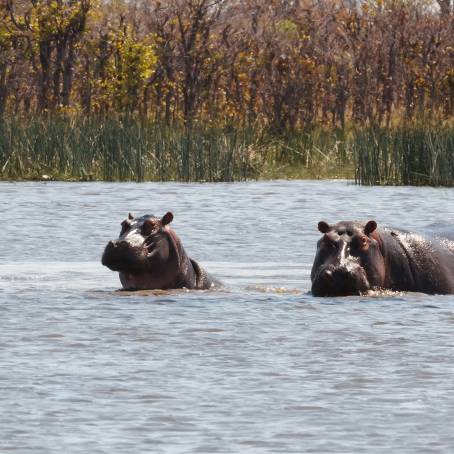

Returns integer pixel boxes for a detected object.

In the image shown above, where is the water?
[1,180,454,453]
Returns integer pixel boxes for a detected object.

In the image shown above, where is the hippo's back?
[190,259,218,290]
[384,227,454,294]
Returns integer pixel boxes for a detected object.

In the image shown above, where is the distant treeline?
[1,0,453,129]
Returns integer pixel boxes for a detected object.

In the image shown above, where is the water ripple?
[0,181,454,453]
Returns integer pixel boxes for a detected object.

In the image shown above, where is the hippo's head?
[102,212,182,290]
[311,220,386,296]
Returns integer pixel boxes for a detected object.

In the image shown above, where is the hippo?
[102,212,215,290]
[311,220,454,296]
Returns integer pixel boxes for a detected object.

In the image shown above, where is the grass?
[0,115,453,185]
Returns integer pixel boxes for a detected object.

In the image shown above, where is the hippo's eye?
[142,220,159,236]
[352,236,368,252]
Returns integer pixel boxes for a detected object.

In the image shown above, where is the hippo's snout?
[102,240,144,271]
[103,240,116,255]
[312,264,370,297]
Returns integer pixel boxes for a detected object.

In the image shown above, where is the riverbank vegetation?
[0,0,453,185]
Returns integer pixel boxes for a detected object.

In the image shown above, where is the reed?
[0,115,453,185]
[0,115,352,182]
[354,125,454,186]
[0,116,258,182]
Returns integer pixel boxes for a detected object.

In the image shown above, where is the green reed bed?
[354,125,454,186]
[0,116,351,182]
[0,117,258,182]
[0,116,452,185]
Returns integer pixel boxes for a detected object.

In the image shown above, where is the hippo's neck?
[167,253,197,289]
[163,232,212,290]
[168,256,213,290]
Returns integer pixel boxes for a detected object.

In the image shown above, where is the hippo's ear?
[318,221,330,234]
[128,212,134,220]
[364,220,377,236]
[161,211,174,226]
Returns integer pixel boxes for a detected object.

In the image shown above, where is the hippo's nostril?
[114,240,131,251]
[323,269,333,280]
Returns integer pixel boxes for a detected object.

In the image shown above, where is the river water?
[1,180,454,453]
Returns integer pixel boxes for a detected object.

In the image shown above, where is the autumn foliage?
[0,0,452,129]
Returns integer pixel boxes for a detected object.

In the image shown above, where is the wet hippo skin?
[102,212,215,290]
[311,220,454,296]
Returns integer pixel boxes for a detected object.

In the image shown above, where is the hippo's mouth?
[312,265,371,297]
[102,241,150,273]
[103,258,144,272]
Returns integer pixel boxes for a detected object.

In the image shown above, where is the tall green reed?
[0,116,262,182]
[354,125,454,186]
[0,115,350,182]
[0,115,452,185]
